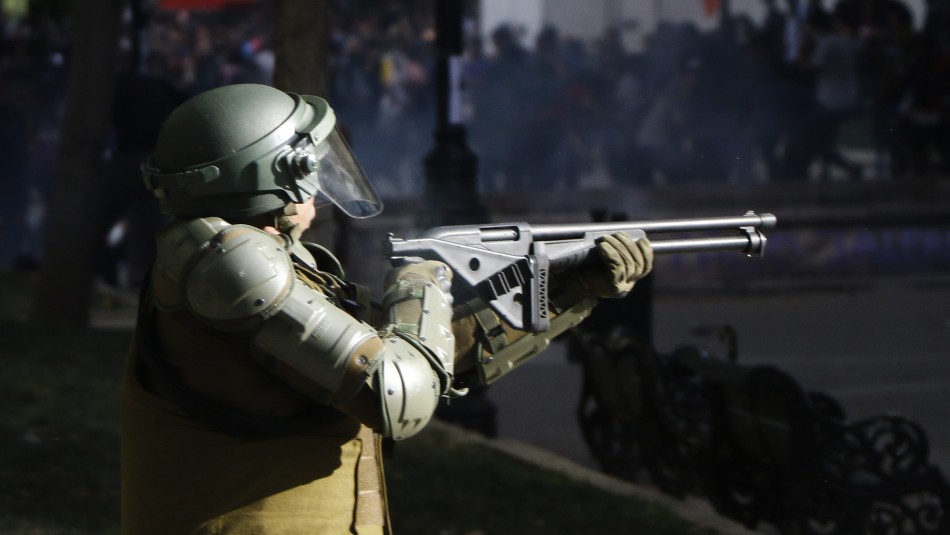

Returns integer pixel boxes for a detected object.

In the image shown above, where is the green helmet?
[142,83,382,219]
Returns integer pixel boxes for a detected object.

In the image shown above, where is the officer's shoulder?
[154,218,294,325]
[156,217,230,268]
[155,217,277,272]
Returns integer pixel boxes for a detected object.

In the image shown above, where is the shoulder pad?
[153,217,231,310]
[184,224,295,328]
[155,217,230,284]
[155,219,295,329]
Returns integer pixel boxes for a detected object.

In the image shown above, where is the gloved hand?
[576,233,653,298]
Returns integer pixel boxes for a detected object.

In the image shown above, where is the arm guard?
[156,219,378,404]
[155,219,455,439]
[460,294,597,385]
[373,261,456,440]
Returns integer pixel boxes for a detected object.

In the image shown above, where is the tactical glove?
[575,232,653,298]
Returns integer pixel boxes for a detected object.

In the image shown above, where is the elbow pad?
[371,261,456,440]
[373,336,441,440]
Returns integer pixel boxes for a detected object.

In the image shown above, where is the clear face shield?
[281,94,382,219]
[300,127,383,219]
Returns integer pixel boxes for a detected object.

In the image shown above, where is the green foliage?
[2,0,29,20]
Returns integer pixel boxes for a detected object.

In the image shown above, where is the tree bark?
[272,0,329,96]
[272,0,340,255]
[30,0,123,327]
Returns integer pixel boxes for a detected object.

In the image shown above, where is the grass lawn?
[0,272,721,534]
[0,318,128,534]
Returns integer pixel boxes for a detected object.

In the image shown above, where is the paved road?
[486,275,950,475]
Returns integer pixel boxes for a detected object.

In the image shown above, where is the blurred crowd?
[466,0,950,189]
[0,0,949,271]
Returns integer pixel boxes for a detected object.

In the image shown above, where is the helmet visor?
[312,128,383,219]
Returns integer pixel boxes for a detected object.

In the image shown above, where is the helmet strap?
[275,213,304,241]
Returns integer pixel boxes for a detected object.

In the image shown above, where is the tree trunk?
[30,0,123,327]
[272,0,340,255]
[272,0,329,97]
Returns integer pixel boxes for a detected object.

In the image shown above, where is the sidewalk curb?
[430,419,764,535]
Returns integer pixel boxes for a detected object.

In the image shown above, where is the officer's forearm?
[452,289,597,385]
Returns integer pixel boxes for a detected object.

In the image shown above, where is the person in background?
[805,9,864,180]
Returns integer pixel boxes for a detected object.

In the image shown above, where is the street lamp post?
[422,0,487,227]
[425,0,496,437]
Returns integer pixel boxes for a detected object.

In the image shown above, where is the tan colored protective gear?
[126,84,394,535]
[151,218,378,406]
[467,295,597,384]
[122,221,404,535]
[148,218,457,437]
[121,360,387,535]
[577,232,653,298]
[375,260,456,439]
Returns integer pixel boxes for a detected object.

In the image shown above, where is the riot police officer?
[120,83,652,534]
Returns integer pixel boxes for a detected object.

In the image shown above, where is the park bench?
[571,323,950,534]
